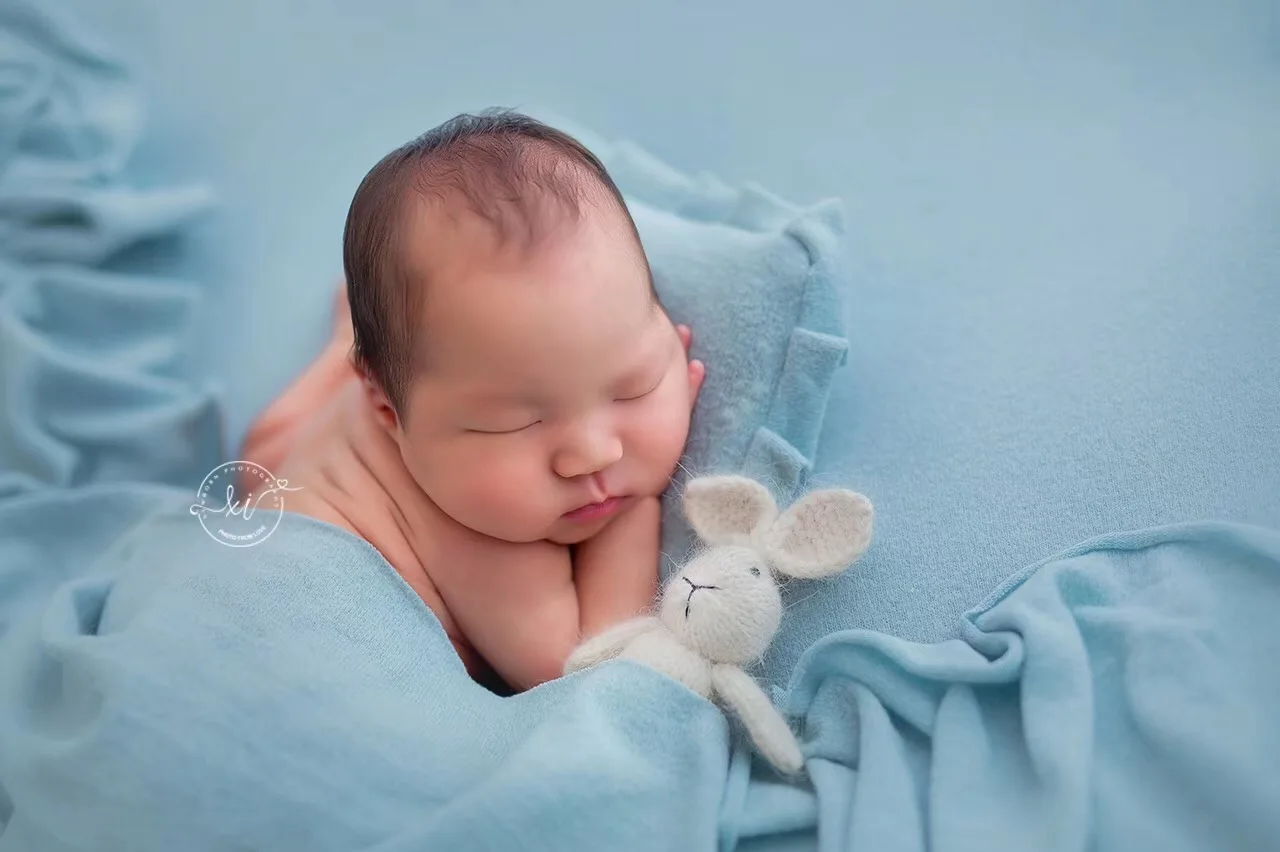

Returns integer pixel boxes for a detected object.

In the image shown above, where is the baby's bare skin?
[245,350,510,682]
[243,274,703,691]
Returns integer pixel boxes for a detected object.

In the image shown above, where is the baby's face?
[390,206,694,545]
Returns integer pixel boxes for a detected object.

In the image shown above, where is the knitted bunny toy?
[564,475,874,775]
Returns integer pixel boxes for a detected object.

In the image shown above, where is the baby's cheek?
[411,442,487,499]
[631,391,693,474]
[448,446,529,505]
[421,443,548,537]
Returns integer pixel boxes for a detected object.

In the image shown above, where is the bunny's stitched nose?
[683,576,721,619]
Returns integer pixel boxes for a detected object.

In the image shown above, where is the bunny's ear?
[760,489,873,579]
[683,476,778,546]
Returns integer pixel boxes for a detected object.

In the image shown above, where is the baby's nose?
[552,422,623,480]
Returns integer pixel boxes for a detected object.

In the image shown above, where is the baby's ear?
[683,476,778,546]
[761,489,873,579]
[358,372,400,433]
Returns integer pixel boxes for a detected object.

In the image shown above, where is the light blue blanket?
[2,2,1279,850]
[2,490,1278,850]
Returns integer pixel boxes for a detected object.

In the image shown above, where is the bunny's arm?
[564,616,661,675]
[711,664,804,775]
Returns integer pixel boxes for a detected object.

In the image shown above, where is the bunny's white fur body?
[566,475,873,776]
[621,627,713,695]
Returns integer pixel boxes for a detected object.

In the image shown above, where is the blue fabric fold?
[756,522,1280,852]
[0,0,221,499]
[0,0,139,186]
[0,500,733,851]
[4,492,1279,850]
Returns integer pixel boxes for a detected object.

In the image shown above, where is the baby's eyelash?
[468,421,540,435]
[616,374,665,402]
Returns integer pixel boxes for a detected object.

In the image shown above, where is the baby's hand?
[676,324,706,405]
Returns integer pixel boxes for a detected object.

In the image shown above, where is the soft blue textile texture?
[0,0,221,501]
[3,3,1280,851]
[0,494,732,851]
[759,522,1280,852]
[3,490,1278,849]
[52,0,1280,675]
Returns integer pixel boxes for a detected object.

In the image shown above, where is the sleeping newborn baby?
[241,110,705,692]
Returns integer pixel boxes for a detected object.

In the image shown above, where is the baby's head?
[343,110,695,545]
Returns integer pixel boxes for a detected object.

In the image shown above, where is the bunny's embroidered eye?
[749,566,761,577]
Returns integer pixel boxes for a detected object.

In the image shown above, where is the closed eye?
[467,421,540,435]
[616,375,663,402]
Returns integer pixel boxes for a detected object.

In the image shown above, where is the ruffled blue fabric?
[0,0,220,499]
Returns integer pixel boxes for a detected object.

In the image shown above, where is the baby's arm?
[572,496,662,639]
[434,538,579,693]
[437,498,660,692]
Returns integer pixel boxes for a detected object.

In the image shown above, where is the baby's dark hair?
[342,108,646,418]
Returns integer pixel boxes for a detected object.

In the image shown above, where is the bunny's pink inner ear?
[762,490,874,579]
[683,476,778,546]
